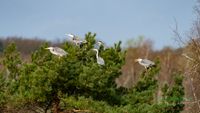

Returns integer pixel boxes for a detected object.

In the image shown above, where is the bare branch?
[182,53,195,62]
[171,18,187,46]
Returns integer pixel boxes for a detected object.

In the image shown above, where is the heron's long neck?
[50,49,54,53]
[96,50,99,59]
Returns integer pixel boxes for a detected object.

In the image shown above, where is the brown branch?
[72,109,92,113]
[182,53,195,62]
[184,60,200,112]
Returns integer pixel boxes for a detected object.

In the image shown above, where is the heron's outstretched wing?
[66,33,75,38]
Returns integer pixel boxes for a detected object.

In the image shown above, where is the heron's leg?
[144,66,148,72]
[142,67,147,74]
[79,43,84,48]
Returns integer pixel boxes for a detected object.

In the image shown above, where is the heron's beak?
[45,48,50,50]
[134,59,139,62]
[72,37,76,40]
[82,40,87,43]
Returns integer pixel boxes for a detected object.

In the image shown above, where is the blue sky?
[0,0,196,49]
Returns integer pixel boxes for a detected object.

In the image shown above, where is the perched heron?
[65,33,87,46]
[65,33,79,40]
[65,33,79,45]
[95,40,106,50]
[66,33,76,38]
[135,58,155,69]
[92,48,105,65]
[97,40,104,46]
[45,47,68,57]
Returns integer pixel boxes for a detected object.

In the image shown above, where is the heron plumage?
[46,47,68,57]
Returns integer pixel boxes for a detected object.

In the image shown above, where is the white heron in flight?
[45,47,68,57]
[92,48,105,65]
[65,33,87,46]
[135,58,155,69]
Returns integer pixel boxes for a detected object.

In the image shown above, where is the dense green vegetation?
[0,32,184,113]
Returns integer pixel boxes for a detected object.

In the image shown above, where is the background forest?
[0,1,200,113]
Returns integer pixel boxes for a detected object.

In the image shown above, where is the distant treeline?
[0,37,51,55]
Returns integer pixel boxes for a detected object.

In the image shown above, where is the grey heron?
[92,48,105,65]
[65,33,87,46]
[45,47,68,57]
[66,33,76,38]
[95,40,106,50]
[97,40,104,46]
[135,58,155,69]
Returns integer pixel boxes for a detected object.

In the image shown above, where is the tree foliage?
[0,32,185,113]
